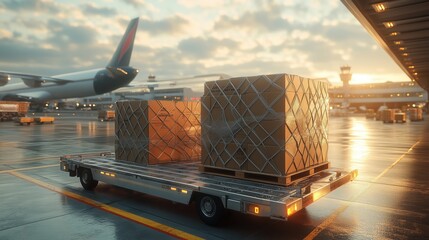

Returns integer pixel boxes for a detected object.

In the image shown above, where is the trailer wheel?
[196,194,224,226]
[80,168,98,190]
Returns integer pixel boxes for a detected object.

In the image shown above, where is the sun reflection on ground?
[350,119,369,169]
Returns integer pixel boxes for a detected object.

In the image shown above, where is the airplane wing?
[127,73,231,87]
[3,91,51,101]
[0,70,73,85]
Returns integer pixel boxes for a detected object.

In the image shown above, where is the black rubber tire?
[196,194,225,226]
[80,168,98,190]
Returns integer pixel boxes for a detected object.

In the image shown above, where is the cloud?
[0,29,12,38]
[0,0,60,13]
[214,3,290,33]
[0,37,62,74]
[140,15,190,35]
[82,4,117,17]
[0,0,409,84]
[178,37,238,59]
[121,0,146,8]
[178,0,226,8]
[47,20,98,46]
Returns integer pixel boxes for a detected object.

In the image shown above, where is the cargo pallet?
[61,152,357,226]
[199,162,330,186]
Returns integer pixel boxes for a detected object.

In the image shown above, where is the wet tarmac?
[1,112,428,239]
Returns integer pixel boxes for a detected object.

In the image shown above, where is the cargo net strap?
[201,74,329,176]
[115,100,201,164]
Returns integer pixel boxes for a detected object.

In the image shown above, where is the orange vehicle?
[34,117,55,124]
[98,110,115,121]
[15,117,34,125]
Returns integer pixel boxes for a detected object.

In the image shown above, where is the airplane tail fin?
[107,17,139,67]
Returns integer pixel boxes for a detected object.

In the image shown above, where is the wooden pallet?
[199,162,330,186]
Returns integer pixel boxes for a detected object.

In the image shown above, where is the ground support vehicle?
[34,117,55,124]
[0,101,30,121]
[98,110,115,121]
[60,152,358,225]
[15,117,34,125]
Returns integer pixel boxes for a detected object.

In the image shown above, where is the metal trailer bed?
[60,152,358,225]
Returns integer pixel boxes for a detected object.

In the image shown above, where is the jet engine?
[0,74,10,86]
[23,78,42,88]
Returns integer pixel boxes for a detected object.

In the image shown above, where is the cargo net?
[201,74,329,177]
[115,100,201,165]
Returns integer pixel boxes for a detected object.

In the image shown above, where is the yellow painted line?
[302,205,348,240]
[372,140,420,182]
[0,164,58,174]
[9,171,203,240]
[303,140,420,240]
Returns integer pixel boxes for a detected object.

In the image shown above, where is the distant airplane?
[113,73,231,100]
[0,17,140,102]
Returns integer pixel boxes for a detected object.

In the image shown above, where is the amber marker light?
[313,191,322,202]
[254,206,260,214]
[287,203,298,216]
[384,22,394,28]
[247,204,261,215]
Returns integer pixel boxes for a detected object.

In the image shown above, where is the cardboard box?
[409,108,423,121]
[381,109,395,123]
[395,113,406,123]
[201,74,329,177]
[115,100,201,165]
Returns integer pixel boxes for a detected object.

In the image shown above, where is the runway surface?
[0,112,428,239]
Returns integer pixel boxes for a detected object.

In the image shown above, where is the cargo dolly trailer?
[60,152,357,225]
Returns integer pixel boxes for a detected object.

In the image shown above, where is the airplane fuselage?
[0,67,138,101]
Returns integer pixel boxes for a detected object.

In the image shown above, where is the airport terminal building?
[54,66,428,112]
[69,80,427,113]
[329,81,428,111]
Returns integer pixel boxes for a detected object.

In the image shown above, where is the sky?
[0,0,410,87]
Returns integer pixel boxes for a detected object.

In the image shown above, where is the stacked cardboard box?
[409,108,423,121]
[201,74,329,177]
[394,112,406,123]
[381,109,395,123]
[115,100,201,165]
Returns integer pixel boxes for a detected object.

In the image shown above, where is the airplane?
[0,17,140,102]
[113,73,231,100]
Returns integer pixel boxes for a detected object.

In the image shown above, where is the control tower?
[339,65,352,107]
[147,74,158,100]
